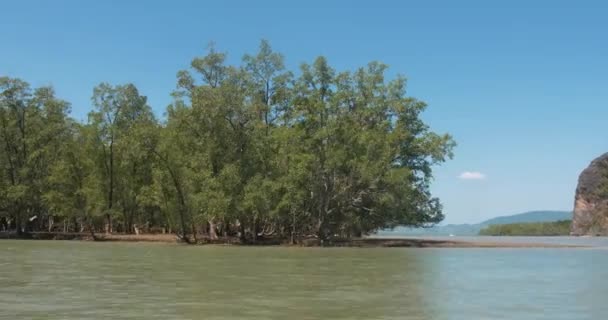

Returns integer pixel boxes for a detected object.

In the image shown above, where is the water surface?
[372,235,608,247]
[1,240,606,319]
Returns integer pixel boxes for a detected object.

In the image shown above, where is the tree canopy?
[0,41,455,243]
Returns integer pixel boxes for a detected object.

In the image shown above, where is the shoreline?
[0,231,586,248]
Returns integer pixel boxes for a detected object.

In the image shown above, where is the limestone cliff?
[571,153,608,235]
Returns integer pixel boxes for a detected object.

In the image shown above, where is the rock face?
[571,153,608,235]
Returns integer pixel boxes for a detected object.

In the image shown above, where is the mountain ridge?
[378,210,572,236]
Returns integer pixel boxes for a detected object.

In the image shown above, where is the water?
[1,240,607,319]
[372,235,608,247]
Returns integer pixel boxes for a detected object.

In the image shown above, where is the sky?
[2,0,607,224]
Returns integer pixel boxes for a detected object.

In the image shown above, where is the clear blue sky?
[2,0,607,224]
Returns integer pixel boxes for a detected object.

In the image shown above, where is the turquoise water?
[1,240,606,319]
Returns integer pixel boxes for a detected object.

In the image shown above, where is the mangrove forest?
[0,41,454,243]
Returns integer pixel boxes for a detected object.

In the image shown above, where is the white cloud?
[458,171,486,180]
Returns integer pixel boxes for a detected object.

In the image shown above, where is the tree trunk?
[48,216,54,232]
[87,212,97,241]
[239,223,246,243]
[15,212,22,235]
[317,216,327,243]
[222,219,230,237]
[191,222,198,243]
[107,139,114,234]
[208,219,218,240]
[291,209,297,245]
[123,209,130,234]
[104,214,112,234]
[252,217,258,244]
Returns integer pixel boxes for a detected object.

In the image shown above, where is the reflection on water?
[0,241,607,319]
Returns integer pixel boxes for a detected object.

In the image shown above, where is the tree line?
[0,41,455,243]
[478,220,571,236]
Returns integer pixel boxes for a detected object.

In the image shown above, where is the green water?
[1,241,606,319]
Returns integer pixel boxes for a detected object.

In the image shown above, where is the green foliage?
[596,161,608,199]
[0,41,455,241]
[0,77,74,232]
[88,83,158,233]
[479,220,572,236]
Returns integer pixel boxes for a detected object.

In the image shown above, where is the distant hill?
[480,211,571,226]
[479,220,571,236]
[377,210,572,236]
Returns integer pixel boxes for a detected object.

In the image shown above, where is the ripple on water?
[0,240,607,320]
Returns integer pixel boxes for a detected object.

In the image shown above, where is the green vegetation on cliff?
[0,41,454,243]
[479,220,571,236]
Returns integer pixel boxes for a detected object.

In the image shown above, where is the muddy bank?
[0,231,178,242]
[0,231,585,248]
